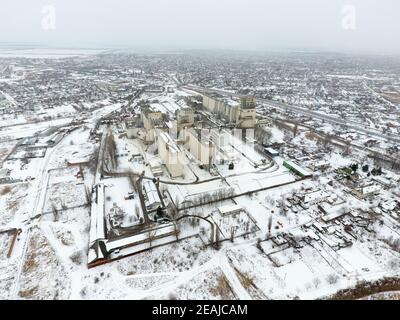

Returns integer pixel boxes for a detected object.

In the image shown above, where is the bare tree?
[267,215,273,237]
[189,217,197,229]
[279,194,286,216]
[256,238,264,253]
[215,228,221,250]
[128,171,138,192]
[173,223,180,241]
[323,134,332,148]
[230,227,235,243]
[85,187,92,205]
[147,229,157,247]
[88,147,99,175]
[293,123,298,137]
[134,203,140,219]
[51,202,59,222]
[61,200,67,210]
[103,130,118,171]
[174,196,180,211]
[168,202,179,220]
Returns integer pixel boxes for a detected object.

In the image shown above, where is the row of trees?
[103,130,117,172]
[179,188,235,210]
[347,162,383,176]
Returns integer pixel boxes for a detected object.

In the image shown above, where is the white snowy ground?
[103,177,144,227]
[0,118,73,140]
[1,120,399,300]
[0,140,18,162]
[2,175,398,300]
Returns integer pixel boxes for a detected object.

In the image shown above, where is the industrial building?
[157,131,185,178]
[218,204,243,216]
[176,106,195,131]
[142,180,162,211]
[202,93,256,128]
[183,128,215,169]
[88,184,107,264]
[148,157,163,177]
[283,160,313,178]
[140,106,166,143]
[125,118,141,139]
[353,184,381,199]
[264,147,280,158]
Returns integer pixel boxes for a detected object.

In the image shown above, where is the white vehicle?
[124,192,135,200]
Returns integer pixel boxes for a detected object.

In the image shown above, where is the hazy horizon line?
[1,42,400,59]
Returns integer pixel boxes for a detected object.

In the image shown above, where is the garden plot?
[210,210,259,240]
[116,237,213,275]
[40,205,91,232]
[235,181,315,234]
[259,242,341,297]
[39,218,88,271]
[75,270,133,300]
[3,157,42,181]
[44,180,88,213]
[155,268,237,300]
[125,274,179,291]
[31,206,109,299]
[176,217,214,242]
[0,256,18,299]
[272,253,335,299]
[49,224,76,247]
[0,268,17,299]
[349,223,400,275]
[0,183,32,226]
[0,140,17,162]
[225,229,399,300]
[230,263,268,300]
[268,246,301,267]
[335,244,383,275]
[48,167,84,185]
[312,218,400,278]
[46,206,90,249]
[18,227,71,300]
[0,232,12,260]
[9,147,46,160]
[224,244,339,300]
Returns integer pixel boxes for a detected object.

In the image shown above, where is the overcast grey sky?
[0,0,399,54]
